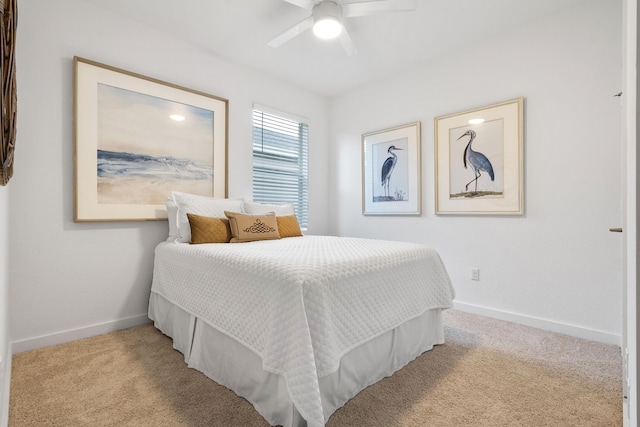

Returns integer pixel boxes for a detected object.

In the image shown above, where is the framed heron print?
[434,97,524,215]
[362,122,421,215]
[74,57,228,222]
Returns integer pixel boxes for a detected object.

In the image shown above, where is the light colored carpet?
[9,310,622,426]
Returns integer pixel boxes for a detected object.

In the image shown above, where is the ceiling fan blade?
[339,26,358,56]
[282,0,316,10]
[267,15,314,48]
[343,0,416,17]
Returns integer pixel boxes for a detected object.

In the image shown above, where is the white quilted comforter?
[150,235,455,427]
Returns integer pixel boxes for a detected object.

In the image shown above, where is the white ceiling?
[82,0,585,97]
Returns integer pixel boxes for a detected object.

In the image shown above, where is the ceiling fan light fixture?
[312,1,343,39]
[313,18,341,39]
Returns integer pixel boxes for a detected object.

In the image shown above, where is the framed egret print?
[74,57,228,222]
[362,122,421,215]
[435,97,523,215]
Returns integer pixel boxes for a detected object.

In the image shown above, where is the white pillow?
[165,198,179,242]
[242,200,295,217]
[172,192,243,243]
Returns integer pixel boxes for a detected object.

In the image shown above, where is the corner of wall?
[0,184,10,427]
[0,342,11,427]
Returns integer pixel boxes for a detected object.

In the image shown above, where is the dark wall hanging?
[0,0,16,186]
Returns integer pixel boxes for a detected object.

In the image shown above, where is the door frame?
[623,1,638,425]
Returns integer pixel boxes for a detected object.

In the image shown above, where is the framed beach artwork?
[73,57,228,222]
[434,97,523,215]
[362,122,421,215]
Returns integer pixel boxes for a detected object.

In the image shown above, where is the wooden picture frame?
[435,98,524,215]
[362,122,421,216]
[73,57,228,222]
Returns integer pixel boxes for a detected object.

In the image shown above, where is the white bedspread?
[150,235,455,427]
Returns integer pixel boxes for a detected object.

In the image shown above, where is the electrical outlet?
[471,268,480,281]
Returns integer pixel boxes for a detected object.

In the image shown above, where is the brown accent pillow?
[276,215,303,238]
[187,213,232,244]
[224,211,281,243]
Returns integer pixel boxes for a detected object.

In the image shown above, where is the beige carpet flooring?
[9,310,622,426]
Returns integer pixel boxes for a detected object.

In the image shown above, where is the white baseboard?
[453,301,621,346]
[0,342,10,427]
[10,314,150,355]
[7,304,621,352]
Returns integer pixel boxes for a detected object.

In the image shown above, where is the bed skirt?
[149,291,444,427]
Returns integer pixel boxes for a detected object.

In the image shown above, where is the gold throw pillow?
[187,213,232,244]
[276,215,303,238]
[224,211,281,243]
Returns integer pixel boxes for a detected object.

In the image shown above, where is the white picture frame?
[74,57,228,222]
[435,98,524,215]
[362,122,421,216]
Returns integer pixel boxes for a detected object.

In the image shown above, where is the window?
[252,106,309,228]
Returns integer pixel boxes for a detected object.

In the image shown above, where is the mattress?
[149,235,455,427]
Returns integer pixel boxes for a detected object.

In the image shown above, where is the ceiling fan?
[267,0,417,56]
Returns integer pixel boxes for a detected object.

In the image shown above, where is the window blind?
[252,108,309,228]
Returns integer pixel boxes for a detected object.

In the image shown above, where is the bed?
[148,193,456,427]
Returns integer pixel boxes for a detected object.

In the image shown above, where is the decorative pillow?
[165,198,179,242]
[276,215,303,238]
[224,211,281,243]
[187,213,232,244]
[172,192,243,243]
[242,200,295,216]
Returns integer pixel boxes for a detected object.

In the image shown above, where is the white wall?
[0,185,9,422]
[9,0,330,351]
[0,188,6,347]
[329,0,623,343]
